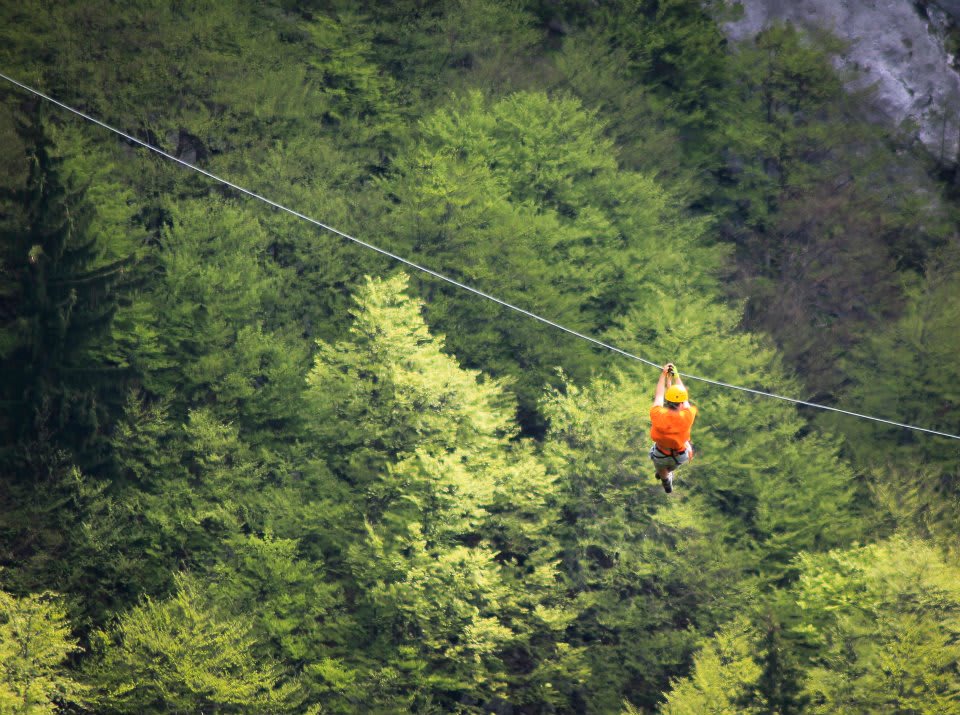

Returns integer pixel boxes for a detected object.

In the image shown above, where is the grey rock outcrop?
[725,0,960,163]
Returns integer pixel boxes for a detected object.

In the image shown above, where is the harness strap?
[654,445,686,456]
[653,444,693,465]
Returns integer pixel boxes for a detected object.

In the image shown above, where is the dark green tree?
[756,610,808,715]
[708,23,953,392]
[0,105,132,474]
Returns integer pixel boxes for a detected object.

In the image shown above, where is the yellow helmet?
[665,385,688,404]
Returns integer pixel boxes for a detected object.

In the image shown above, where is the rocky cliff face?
[725,0,960,163]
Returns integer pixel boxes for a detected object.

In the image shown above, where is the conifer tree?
[0,589,85,714]
[825,247,960,465]
[87,573,301,714]
[112,197,309,444]
[605,292,861,578]
[796,537,960,714]
[379,90,722,429]
[300,274,578,712]
[657,618,765,715]
[0,105,132,474]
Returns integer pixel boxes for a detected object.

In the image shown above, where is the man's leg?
[650,445,675,492]
[659,469,673,493]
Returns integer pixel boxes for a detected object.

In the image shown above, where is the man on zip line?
[650,363,697,493]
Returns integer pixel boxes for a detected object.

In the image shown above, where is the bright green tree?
[300,274,579,712]
[88,573,300,714]
[538,271,862,708]
[656,618,765,715]
[0,590,85,714]
[795,536,960,713]
[379,90,722,429]
[208,532,345,674]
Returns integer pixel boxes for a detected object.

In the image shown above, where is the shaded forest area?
[1,1,958,713]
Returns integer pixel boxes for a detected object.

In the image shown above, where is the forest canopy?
[0,1,958,713]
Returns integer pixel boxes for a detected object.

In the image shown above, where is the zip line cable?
[2,70,958,442]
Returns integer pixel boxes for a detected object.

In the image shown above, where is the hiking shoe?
[662,473,673,494]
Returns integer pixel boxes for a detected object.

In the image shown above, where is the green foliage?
[305,273,516,483]
[100,403,286,613]
[349,0,543,102]
[88,573,301,714]
[0,106,133,473]
[301,274,579,712]
[297,275,593,710]
[662,536,960,714]
[0,590,85,714]
[541,374,759,711]
[0,460,142,630]
[658,618,765,715]
[112,196,310,445]
[209,532,343,669]
[708,23,954,391]
[553,29,688,180]
[826,249,960,463]
[820,247,960,544]
[1,2,957,712]
[608,291,861,579]
[795,536,960,713]
[755,610,808,715]
[380,90,722,428]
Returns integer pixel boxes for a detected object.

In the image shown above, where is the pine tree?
[795,536,960,714]
[87,573,301,714]
[658,618,765,715]
[0,589,86,714]
[0,105,131,474]
[300,274,579,712]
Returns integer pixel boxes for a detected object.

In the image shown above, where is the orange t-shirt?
[650,404,698,451]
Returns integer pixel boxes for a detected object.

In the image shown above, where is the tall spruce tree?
[0,105,131,475]
[298,274,580,712]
